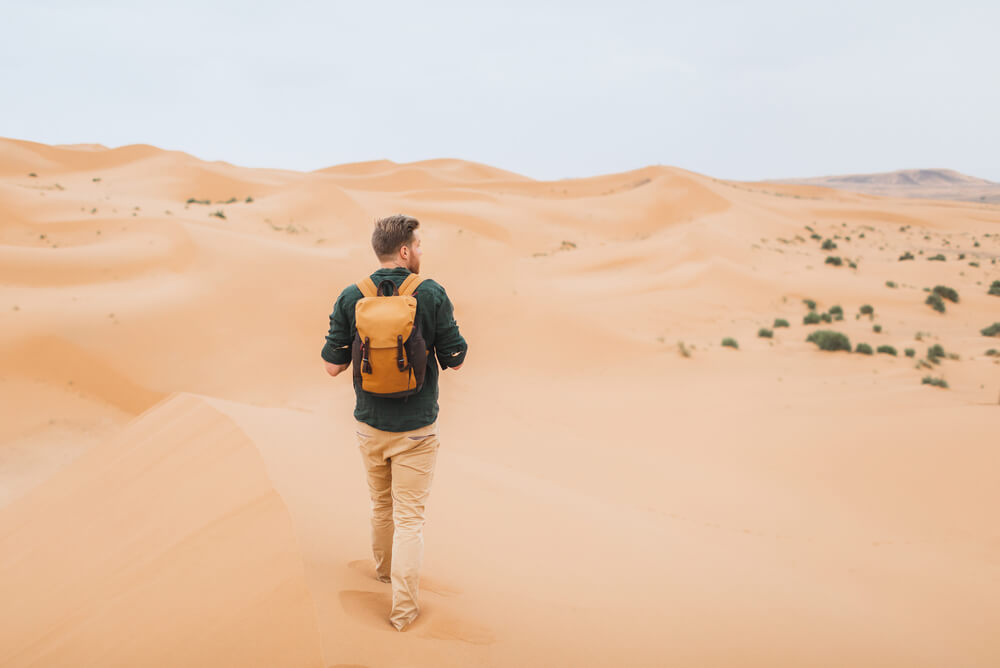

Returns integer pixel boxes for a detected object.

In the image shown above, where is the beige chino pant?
[355,418,440,631]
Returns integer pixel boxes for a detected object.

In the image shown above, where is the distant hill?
[766,168,1000,204]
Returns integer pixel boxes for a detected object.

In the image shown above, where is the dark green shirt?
[321,267,468,431]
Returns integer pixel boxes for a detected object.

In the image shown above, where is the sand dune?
[1,135,999,666]
[0,393,323,667]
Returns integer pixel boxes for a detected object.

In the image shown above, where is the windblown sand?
[1,137,998,667]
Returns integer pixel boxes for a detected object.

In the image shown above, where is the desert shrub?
[885,280,897,288]
[810,233,822,240]
[982,323,1000,337]
[821,238,837,250]
[873,324,882,333]
[904,348,915,357]
[210,210,226,220]
[932,285,959,302]
[859,304,874,317]
[958,253,965,260]
[721,337,739,349]
[773,318,790,328]
[925,293,945,313]
[848,260,857,269]
[927,344,946,363]
[921,376,949,389]
[803,311,821,325]
[186,197,210,205]
[899,251,915,261]
[855,342,873,355]
[803,298,817,310]
[825,256,843,266]
[928,254,946,261]
[974,241,981,247]
[806,330,851,352]
[988,280,1000,296]
[969,261,980,267]
[820,312,832,323]
[758,328,773,338]
[245,196,254,203]
[986,349,1000,357]
[877,345,897,356]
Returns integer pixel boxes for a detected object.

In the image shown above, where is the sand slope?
[1,135,999,666]
[0,393,323,668]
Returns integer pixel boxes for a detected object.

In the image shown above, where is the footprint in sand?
[338,590,495,645]
[418,613,495,645]
[338,590,394,630]
[347,559,463,596]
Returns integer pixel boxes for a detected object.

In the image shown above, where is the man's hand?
[325,361,350,376]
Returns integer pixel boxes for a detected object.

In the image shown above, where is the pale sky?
[2,0,998,182]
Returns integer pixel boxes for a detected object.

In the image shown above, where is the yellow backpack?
[351,273,429,398]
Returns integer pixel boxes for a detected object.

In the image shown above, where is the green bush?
[821,238,837,250]
[859,304,874,317]
[933,285,959,302]
[210,210,226,220]
[988,280,1000,296]
[848,260,857,269]
[885,280,897,288]
[904,348,916,357]
[758,328,773,338]
[928,254,946,261]
[899,251,915,261]
[806,330,851,352]
[810,233,822,240]
[186,197,211,205]
[873,324,882,333]
[969,261,980,267]
[855,342,873,355]
[721,337,739,349]
[982,323,1000,337]
[773,318,790,328]
[986,349,1000,357]
[820,312,832,323]
[877,345,897,356]
[921,376,949,389]
[825,256,843,266]
[927,344,946,363]
[925,293,945,313]
[803,311,821,325]
[803,298,816,310]
[828,305,843,317]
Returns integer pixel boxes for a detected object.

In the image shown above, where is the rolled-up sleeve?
[321,290,353,365]
[433,288,468,369]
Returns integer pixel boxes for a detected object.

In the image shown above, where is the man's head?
[372,214,422,273]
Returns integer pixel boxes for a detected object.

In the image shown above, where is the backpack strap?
[398,273,425,296]
[356,277,378,298]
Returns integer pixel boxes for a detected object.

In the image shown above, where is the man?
[321,214,468,632]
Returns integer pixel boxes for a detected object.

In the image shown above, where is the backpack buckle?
[396,335,406,371]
